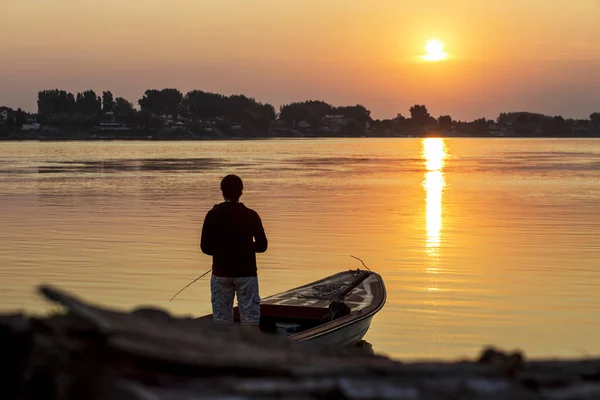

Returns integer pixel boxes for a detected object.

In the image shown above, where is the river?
[1,138,599,360]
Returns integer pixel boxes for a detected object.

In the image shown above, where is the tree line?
[1,88,600,137]
[30,88,278,133]
[9,88,378,135]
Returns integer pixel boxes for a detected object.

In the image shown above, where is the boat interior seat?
[259,303,353,334]
[231,304,329,320]
[232,303,335,334]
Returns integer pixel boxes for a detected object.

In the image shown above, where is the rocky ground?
[1,284,599,399]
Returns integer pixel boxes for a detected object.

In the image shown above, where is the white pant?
[210,275,260,325]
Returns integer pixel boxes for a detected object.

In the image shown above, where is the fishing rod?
[171,256,369,302]
[350,255,372,272]
[170,268,212,301]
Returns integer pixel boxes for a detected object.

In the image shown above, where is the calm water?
[1,138,599,360]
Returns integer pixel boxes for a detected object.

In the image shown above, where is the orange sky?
[2,0,600,120]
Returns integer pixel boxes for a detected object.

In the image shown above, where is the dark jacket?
[200,202,268,277]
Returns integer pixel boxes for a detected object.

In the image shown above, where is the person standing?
[200,174,268,330]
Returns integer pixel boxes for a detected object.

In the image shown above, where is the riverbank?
[2,132,600,141]
[2,284,599,399]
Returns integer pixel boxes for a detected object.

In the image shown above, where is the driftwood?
[1,285,599,399]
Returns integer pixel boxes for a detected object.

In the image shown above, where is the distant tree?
[134,110,153,128]
[226,94,260,123]
[138,88,183,117]
[36,91,50,114]
[102,91,115,113]
[183,90,226,119]
[15,108,26,131]
[114,97,134,115]
[515,114,528,124]
[3,111,15,132]
[590,112,600,132]
[178,93,277,133]
[473,117,487,127]
[513,113,536,136]
[161,88,183,117]
[335,104,372,126]
[258,102,276,122]
[279,100,334,127]
[254,112,273,133]
[279,102,311,126]
[438,115,452,130]
[37,89,76,115]
[51,113,69,127]
[230,102,276,135]
[552,116,567,135]
[65,92,76,114]
[76,90,102,115]
[138,90,161,115]
[496,113,507,125]
[499,111,550,128]
[409,105,431,125]
[304,100,335,123]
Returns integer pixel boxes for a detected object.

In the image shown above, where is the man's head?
[220,174,243,202]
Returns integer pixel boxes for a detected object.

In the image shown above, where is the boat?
[198,269,386,347]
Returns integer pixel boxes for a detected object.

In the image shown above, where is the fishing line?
[170,268,212,301]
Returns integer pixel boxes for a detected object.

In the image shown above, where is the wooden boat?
[198,269,386,347]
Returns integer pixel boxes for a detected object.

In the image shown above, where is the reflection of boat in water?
[198,269,387,347]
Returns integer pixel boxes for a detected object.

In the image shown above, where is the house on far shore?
[0,108,9,122]
[298,120,311,129]
[21,123,41,132]
[99,122,132,132]
[101,111,116,123]
[322,114,348,133]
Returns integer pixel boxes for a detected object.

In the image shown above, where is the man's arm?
[200,210,216,256]
[253,213,268,253]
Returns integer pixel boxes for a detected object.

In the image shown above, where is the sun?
[422,39,447,62]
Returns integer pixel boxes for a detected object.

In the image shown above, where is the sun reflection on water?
[422,138,447,295]
[422,138,447,250]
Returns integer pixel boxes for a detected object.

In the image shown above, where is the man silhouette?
[201,174,268,330]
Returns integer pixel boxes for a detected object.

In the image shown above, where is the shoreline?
[2,284,599,400]
[2,134,600,142]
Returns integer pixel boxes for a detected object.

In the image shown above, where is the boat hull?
[296,315,373,347]
[198,269,386,347]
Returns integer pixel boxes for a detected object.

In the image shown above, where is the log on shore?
[1,285,599,399]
